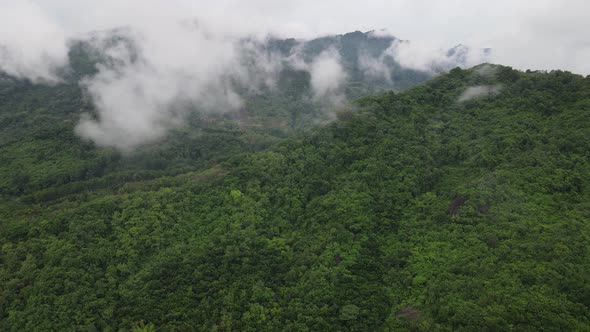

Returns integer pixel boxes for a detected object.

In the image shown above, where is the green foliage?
[1,65,589,330]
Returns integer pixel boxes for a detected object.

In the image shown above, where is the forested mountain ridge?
[1,65,590,331]
[67,30,436,93]
[0,31,444,200]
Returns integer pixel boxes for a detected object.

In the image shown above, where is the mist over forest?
[1,1,589,331]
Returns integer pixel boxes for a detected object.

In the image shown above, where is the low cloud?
[233,39,286,93]
[74,24,245,151]
[367,29,395,38]
[358,51,392,82]
[473,63,500,78]
[2,1,589,151]
[458,85,502,103]
[387,40,490,73]
[0,0,68,83]
[74,27,349,150]
[308,49,347,100]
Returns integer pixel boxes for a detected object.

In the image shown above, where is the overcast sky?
[1,0,589,75]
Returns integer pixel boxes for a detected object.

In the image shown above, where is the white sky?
[1,0,589,75]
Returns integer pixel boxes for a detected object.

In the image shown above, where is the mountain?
[67,30,436,93]
[0,30,491,193]
[0,30,452,198]
[66,30,486,115]
[1,62,589,330]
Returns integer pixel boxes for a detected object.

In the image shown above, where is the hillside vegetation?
[1,65,589,331]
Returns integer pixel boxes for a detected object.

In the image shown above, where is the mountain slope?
[1,65,589,330]
[0,31,449,199]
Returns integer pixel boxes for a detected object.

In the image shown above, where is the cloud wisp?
[73,26,349,150]
[74,25,246,150]
[0,0,68,83]
[458,85,502,103]
[388,40,491,73]
[308,49,347,101]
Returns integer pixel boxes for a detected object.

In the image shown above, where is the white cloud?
[74,23,244,150]
[2,0,589,74]
[358,51,392,82]
[387,40,489,73]
[309,49,347,99]
[458,85,502,103]
[0,0,68,82]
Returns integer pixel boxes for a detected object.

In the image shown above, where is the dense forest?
[1,63,589,331]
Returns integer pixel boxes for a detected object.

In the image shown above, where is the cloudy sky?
[1,0,588,150]
[1,0,588,74]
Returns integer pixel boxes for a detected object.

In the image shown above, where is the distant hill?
[0,30,483,197]
[66,30,486,98]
